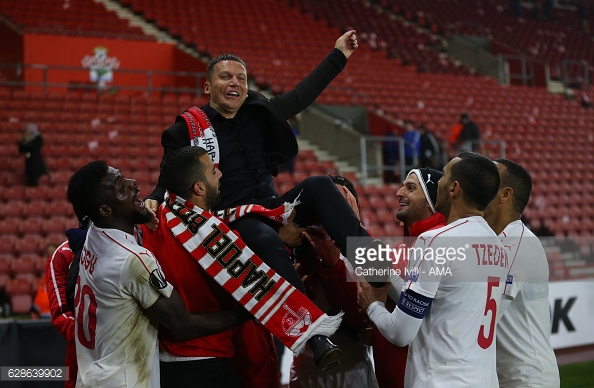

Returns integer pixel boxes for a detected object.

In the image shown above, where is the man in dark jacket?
[18,123,48,186]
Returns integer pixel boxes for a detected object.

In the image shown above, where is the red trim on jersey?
[503,222,525,294]
[101,230,153,275]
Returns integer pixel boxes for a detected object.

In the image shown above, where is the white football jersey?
[75,223,173,388]
[496,220,560,387]
[404,216,509,388]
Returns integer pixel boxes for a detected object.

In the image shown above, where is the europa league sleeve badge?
[149,268,168,290]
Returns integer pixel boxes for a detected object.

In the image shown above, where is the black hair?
[329,173,359,207]
[494,158,532,214]
[67,160,109,222]
[206,53,246,81]
[451,152,500,211]
[161,146,209,199]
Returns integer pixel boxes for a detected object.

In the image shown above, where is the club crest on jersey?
[149,269,167,290]
[282,305,311,337]
[506,274,513,286]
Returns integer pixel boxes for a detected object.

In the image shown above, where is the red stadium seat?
[13,236,44,256]
[0,255,11,275]
[0,273,9,292]
[21,202,45,217]
[45,200,75,218]
[18,216,45,235]
[0,186,25,201]
[36,256,48,276]
[10,294,33,315]
[0,235,17,254]
[10,255,37,276]
[0,217,21,235]
[5,277,33,297]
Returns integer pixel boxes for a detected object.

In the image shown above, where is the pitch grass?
[560,361,594,388]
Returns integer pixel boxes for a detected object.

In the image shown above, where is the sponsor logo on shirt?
[149,269,168,289]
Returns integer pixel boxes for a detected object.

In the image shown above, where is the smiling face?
[99,167,152,226]
[204,60,248,118]
[395,173,433,227]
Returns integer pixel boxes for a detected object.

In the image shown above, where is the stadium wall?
[0,20,24,83]
[3,33,206,93]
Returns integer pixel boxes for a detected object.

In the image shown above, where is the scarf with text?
[162,192,342,355]
[180,107,220,167]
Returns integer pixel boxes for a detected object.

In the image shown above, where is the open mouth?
[226,91,240,98]
[134,195,144,208]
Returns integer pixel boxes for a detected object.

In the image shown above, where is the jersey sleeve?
[46,243,75,342]
[367,288,433,347]
[122,250,173,309]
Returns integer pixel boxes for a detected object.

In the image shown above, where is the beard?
[434,191,450,220]
[130,208,153,225]
[204,182,222,211]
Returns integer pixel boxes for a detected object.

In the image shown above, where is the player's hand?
[293,262,309,283]
[303,227,340,267]
[356,275,391,313]
[144,199,159,231]
[278,210,306,248]
[335,30,358,59]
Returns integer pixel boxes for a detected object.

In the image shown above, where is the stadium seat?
[13,236,43,256]
[10,294,33,315]
[5,277,33,297]
[22,199,48,216]
[10,255,36,276]
[0,217,21,235]
[0,255,11,276]
[35,256,48,276]
[0,235,17,254]
[0,186,25,201]
[18,216,46,235]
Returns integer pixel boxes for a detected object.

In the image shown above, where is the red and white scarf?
[162,192,342,355]
[181,107,220,167]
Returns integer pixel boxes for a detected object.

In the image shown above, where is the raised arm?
[270,30,358,119]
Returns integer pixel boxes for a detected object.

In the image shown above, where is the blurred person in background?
[18,122,48,186]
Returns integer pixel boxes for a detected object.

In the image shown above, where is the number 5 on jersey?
[477,276,500,349]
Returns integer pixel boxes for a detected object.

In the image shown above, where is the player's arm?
[127,251,252,341]
[46,244,75,341]
[357,280,432,347]
[144,289,252,341]
[270,31,357,119]
[357,235,443,346]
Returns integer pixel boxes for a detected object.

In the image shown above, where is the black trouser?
[230,176,373,292]
[160,358,240,388]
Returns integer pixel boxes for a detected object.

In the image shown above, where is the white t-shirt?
[75,223,173,388]
[368,216,509,388]
[496,220,560,388]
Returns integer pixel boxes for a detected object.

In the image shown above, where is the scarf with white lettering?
[180,107,220,167]
[161,192,342,355]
